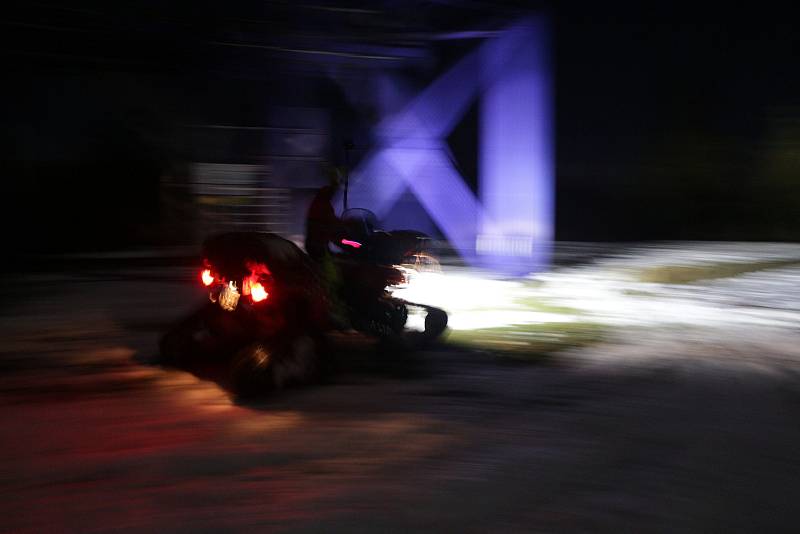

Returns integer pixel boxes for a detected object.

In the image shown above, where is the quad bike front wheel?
[396,303,448,349]
[422,305,448,340]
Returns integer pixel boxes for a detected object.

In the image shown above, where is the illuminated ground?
[2,242,800,531]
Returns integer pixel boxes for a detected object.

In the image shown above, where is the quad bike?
[159,232,330,396]
[159,224,447,396]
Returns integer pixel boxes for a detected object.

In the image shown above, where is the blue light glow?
[344,17,553,275]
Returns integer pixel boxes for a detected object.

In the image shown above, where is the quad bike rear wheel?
[159,304,252,365]
[159,310,216,365]
[230,334,321,397]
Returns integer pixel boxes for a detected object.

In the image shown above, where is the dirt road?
[2,248,800,532]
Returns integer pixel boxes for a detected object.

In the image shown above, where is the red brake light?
[250,282,268,302]
[242,261,271,303]
[201,269,215,286]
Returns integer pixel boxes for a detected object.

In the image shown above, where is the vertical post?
[342,140,352,212]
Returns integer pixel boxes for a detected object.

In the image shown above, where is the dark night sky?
[555,10,800,240]
[2,2,799,251]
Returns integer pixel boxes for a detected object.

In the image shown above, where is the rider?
[304,166,348,327]
[304,166,342,262]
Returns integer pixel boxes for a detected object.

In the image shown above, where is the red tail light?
[249,282,268,302]
[201,269,215,286]
[243,261,271,303]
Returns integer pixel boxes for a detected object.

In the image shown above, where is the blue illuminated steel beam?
[478,18,553,272]
[344,17,553,275]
